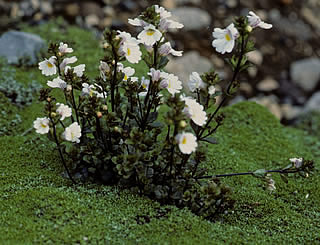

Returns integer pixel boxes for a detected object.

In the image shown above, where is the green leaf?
[252,169,267,178]
[280,174,288,183]
[201,137,218,144]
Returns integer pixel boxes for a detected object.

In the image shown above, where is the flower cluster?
[33,6,283,219]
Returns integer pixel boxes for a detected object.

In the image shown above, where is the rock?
[119,0,138,11]
[226,0,238,8]
[40,1,53,15]
[290,58,320,92]
[250,95,282,119]
[161,0,177,9]
[0,31,45,65]
[247,50,263,66]
[171,7,211,31]
[175,0,201,4]
[166,51,212,89]
[281,104,302,120]
[240,82,253,95]
[301,7,320,30]
[248,66,258,78]
[257,77,279,92]
[81,2,103,19]
[65,3,80,18]
[304,91,320,113]
[269,10,312,40]
[85,14,99,27]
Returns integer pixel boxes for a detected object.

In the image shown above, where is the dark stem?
[111,45,118,112]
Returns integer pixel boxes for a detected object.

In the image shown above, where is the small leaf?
[201,137,218,144]
[252,169,267,178]
[280,174,288,183]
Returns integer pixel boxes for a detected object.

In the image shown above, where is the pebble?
[171,7,211,31]
[165,51,212,90]
[0,31,45,65]
[247,50,263,66]
[256,77,279,92]
[281,104,302,120]
[290,58,320,92]
[304,91,320,113]
[240,82,253,95]
[301,7,320,30]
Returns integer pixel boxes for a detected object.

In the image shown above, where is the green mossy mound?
[1,102,319,244]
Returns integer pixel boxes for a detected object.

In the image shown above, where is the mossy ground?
[0,21,319,244]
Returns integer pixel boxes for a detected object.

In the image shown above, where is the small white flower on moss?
[59,42,73,54]
[176,132,198,154]
[188,72,206,92]
[63,122,81,143]
[182,97,207,126]
[289,157,303,168]
[33,117,50,134]
[212,23,239,54]
[38,56,57,76]
[160,72,182,96]
[159,42,183,57]
[138,24,162,46]
[56,103,72,121]
[247,11,272,29]
[47,77,67,89]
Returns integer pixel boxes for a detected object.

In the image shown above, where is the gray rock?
[166,51,212,90]
[0,31,45,65]
[257,77,279,92]
[304,91,320,113]
[290,58,320,92]
[171,7,211,31]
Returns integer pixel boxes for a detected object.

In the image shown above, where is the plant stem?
[111,44,118,112]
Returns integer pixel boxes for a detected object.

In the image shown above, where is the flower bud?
[102,105,108,111]
[51,112,56,117]
[47,97,51,102]
[66,85,72,92]
[246,25,253,33]
[114,126,119,132]
[96,111,102,118]
[179,120,187,128]
[103,42,109,49]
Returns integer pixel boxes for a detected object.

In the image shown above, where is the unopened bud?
[96,111,102,118]
[47,97,51,102]
[114,126,119,132]
[103,42,109,49]
[58,52,63,57]
[179,120,187,128]
[246,25,253,33]
[102,105,108,111]
[115,36,120,40]
[112,60,115,65]
[66,85,72,92]
[51,112,56,117]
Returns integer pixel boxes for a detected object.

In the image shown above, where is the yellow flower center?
[127,48,131,56]
[225,34,231,41]
[124,75,128,81]
[168,81,171,88]
[182,137,187,145]
[146,30,155,36]
[41,123,47,128]
[47,62,53,68]
[71,132,75,139]
[142,83,147,89]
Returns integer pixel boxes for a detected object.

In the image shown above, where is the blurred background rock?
[0,0,319,124]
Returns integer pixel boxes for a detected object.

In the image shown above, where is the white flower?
[289,157,303,168]
[137,24,162,46]
[212,23,239,54]
[117,31,140,45]
[33,117,50,134]
[128,18,148,27]
[82,83,106,98]
[247,11,272,29]
[38,56,57,76]
[119,42,142,64]
[59,42,73,54]
[148,68,161,82]
[122,66,135,81]
[160,72,182,96]
[81,83,93,96]
[99,61,110,81]
[159,18,184,32]
[208,85,216,95]
[56,103,72,121]
[182,97,207,126]
[175,132,198,154]
[188,72,206,92]
[159,42,183,56]
[63,122,81,143]
[60,56,77,71]
[47,77,67,89]
[64,64,85,77]
[154,5,172,19]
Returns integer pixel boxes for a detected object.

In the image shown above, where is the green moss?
[0,102,319,244]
